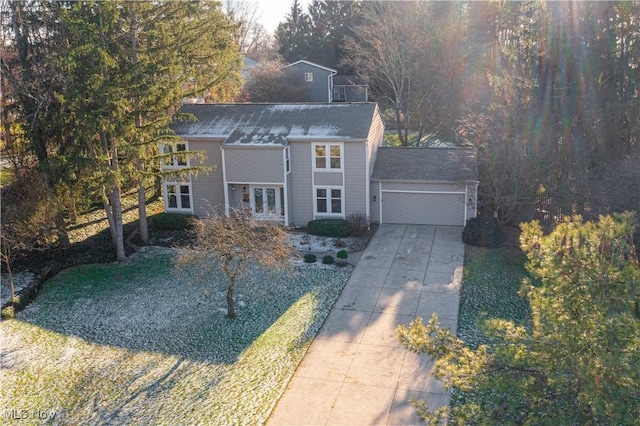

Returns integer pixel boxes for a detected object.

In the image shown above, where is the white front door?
[251,186,282,218]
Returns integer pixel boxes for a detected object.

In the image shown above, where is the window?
[162,143,187,167]
[304,72,313,82]
[315,187,342,215]
[313,143,342,170]
[165,183,192,211]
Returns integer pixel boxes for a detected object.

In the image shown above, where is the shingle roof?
[171,103,377,145]
[372,147,478,182]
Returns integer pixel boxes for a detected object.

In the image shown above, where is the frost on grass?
[0,246,350,425]
[1,271,35,305]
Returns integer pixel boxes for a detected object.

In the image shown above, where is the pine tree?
[398,213,640,424]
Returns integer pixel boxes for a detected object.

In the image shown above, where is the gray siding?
[287,62,333,102]
[229,184,250,212]
[224,148,284,184]
[314,171,343,186]
[289,143,313,225]
[286,173,293,225]
[344,142,367,217]
[466,183,478,222]
[189,140,225,217]
[371,181,381,223]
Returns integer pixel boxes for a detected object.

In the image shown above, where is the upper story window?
[314,143,342,170]
[162,143,187,167]
[304,72,313,82]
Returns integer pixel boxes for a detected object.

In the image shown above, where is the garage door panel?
[382,192,464,226]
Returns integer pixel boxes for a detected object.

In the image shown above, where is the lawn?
[0,247,350,425]
[451,245,531,411]
[457,245,531,349]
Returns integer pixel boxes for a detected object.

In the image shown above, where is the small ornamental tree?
[397,213,640,425]
[183,211,295,317]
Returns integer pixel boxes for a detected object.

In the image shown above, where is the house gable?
[283,60,336,102]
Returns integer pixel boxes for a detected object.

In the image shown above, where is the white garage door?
[381,192,465,225]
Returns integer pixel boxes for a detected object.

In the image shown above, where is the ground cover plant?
[0,247,350,425]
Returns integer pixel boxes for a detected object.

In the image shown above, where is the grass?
[450,245,531,412]
[0,247,350,425]
[457,246,531,349]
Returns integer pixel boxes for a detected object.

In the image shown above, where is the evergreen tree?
[2,1,241,259]
[398,213,640,424]
[275,0,311,64]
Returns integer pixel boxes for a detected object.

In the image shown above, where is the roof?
[172,103,378,145]
[284,60,337,74]
[372,147,478,181]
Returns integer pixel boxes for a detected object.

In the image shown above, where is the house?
[162,103,478,226]
[284,60,368,103]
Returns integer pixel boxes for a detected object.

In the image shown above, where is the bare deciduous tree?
[223,0,273,57]
[241,60,306,102]
[182,212,295,318]
[342,1,465,145]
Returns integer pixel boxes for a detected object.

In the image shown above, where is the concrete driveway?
[268,224,465,425]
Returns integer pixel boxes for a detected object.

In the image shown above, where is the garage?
[371,147,478,226]
[381,191,465,225]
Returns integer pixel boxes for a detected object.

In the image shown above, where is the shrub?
[151,213,197,231]
[462,216,503,247]
[303,253,317,263]
[1,305,15,320]
[334,239,347,248]
[307,219,348,238]
[336,250,348,266]
[322,255,335,265]
[347,212,370,237]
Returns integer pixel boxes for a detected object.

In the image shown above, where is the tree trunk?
[226,276,236,318]
[138,175,149,243]
[109,187,127,261]
[101,186,118,248]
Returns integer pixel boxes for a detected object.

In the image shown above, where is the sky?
[253,0,311,34]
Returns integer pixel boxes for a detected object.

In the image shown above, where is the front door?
[251,186,281,218]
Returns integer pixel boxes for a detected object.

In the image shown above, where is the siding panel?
[344,142,367,217]
[314,172,343,186]
[189,140,225,217]
[224,148,284,184]
[289,143,313,225]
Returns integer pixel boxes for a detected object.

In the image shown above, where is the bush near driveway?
[0,247,350,425]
